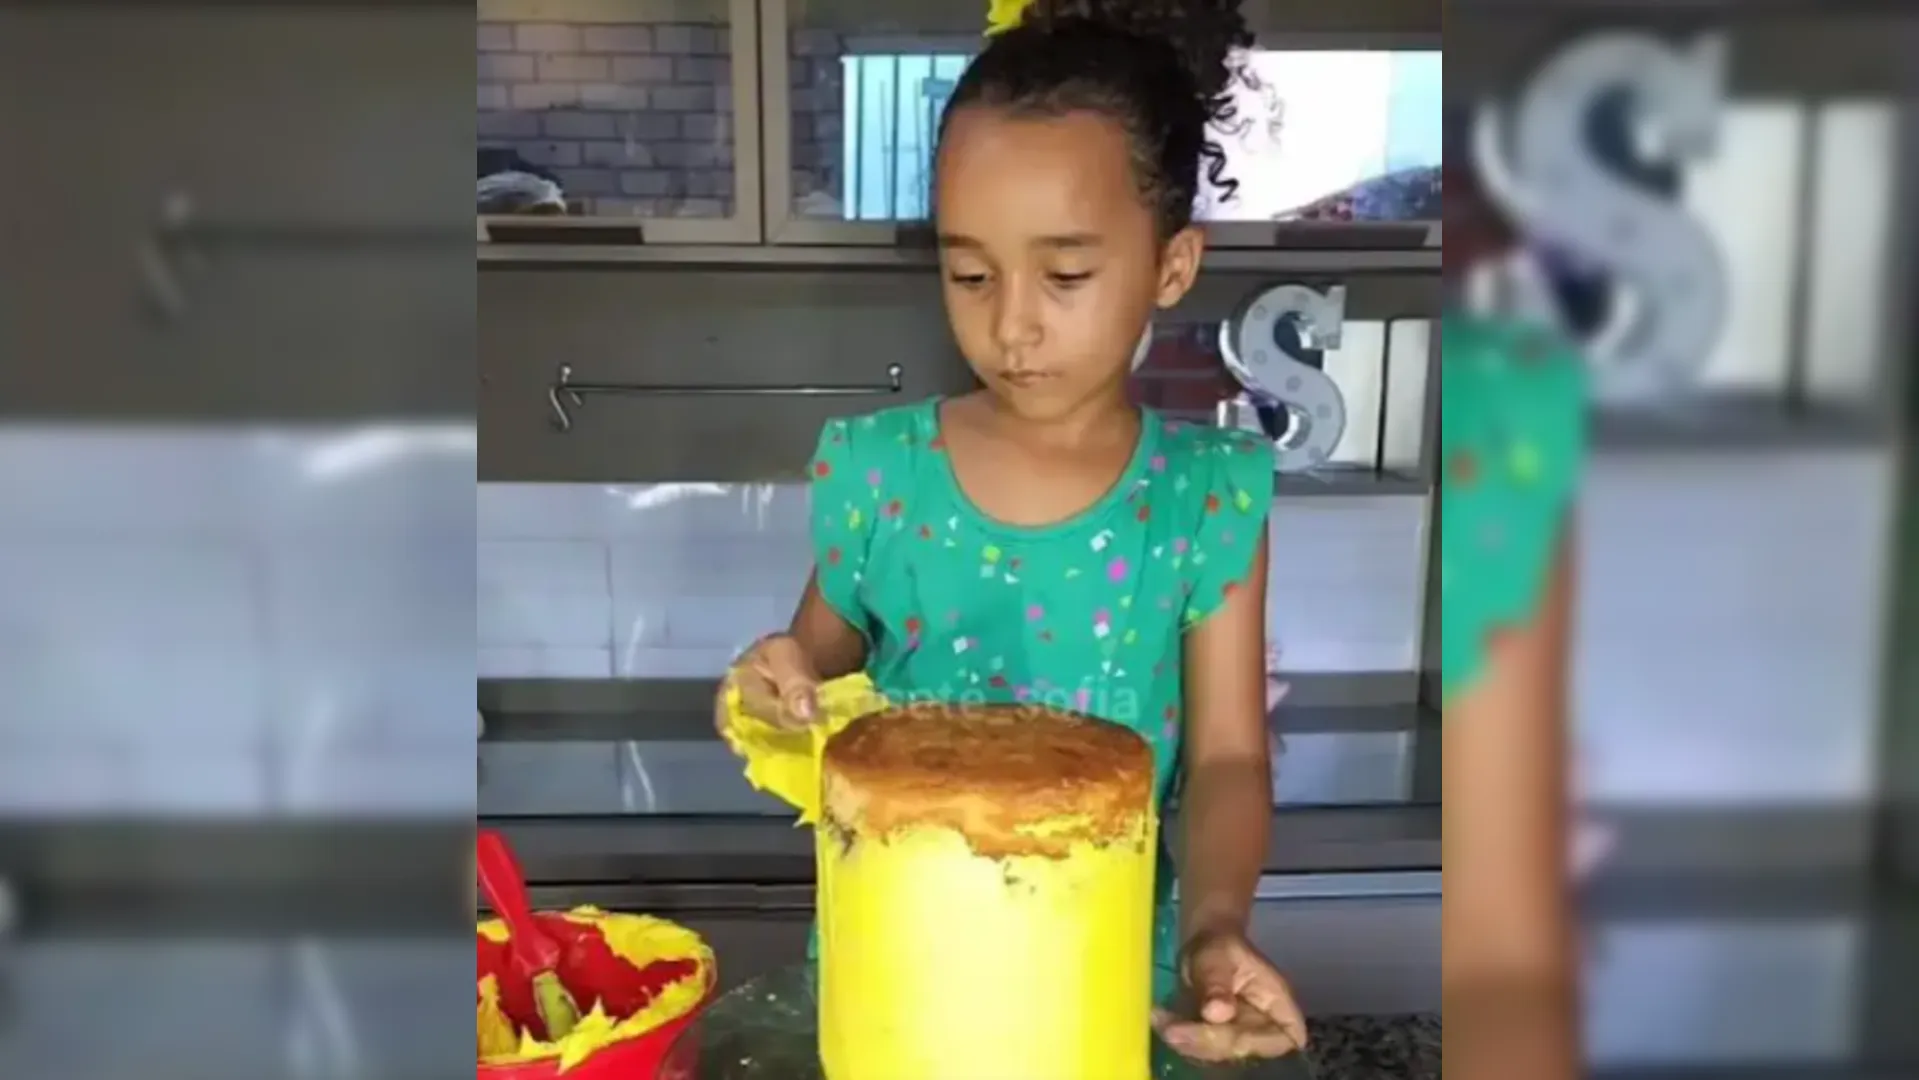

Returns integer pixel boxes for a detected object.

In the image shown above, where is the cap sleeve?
[1181,428,1276,629]
[808,416,883,631]
[1438,318,1587,699]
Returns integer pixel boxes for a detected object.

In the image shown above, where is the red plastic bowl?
[478,910,715,1080]
[476,999,708,1080]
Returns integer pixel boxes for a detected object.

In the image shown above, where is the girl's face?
[934,106,1204,420]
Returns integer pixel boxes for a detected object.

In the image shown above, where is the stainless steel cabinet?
[478,0,763,243]
[480,266,1442,484]
[479,266,975,482]
[481,0,1441,258]
[0,8,472,420]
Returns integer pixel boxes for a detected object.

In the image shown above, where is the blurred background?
[0,6,477,1078]
[1451,0,1918,1075]
[0,1,1912,1078]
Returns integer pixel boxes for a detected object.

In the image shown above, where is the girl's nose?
[992,278,1044,353]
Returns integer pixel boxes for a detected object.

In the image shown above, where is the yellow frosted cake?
[816,703,1157,1079]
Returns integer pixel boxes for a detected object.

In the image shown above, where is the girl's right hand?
[714,632,823,735]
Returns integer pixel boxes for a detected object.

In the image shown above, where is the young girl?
[1440,137,1589,1078]
[721,0,1305,1061]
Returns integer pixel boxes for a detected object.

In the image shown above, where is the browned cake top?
[820,702,1155,859]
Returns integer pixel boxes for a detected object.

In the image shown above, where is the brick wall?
[476,19,851,220]
[478,19,738,218]
[1133,328,1240,421]
[788,29,846,213]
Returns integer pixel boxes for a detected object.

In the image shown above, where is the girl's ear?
[1154,225,1206,309]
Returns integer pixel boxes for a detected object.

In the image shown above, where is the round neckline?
[924,396,1161,541]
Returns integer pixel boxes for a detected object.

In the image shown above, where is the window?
[839,54,967,219]
[837,49,1443,222]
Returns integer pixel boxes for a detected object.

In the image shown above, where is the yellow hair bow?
[986,0,1032,35]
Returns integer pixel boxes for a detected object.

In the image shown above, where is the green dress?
[807,398,1275,999]
[1439,314,1589,699]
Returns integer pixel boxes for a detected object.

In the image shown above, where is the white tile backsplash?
[123,751,273,815]
[1585,920,1863,1065]
[478,448,1899,814]
[0,539,258,644]
[477,540,610,647]
[1575,451,1893,804]
[278,748,481,815]
[475,483,1433,678]
[0,430,264,536]
[0,639,269,748]
[13,430,1877,821]
[478,644,613,679]
[0,426,477,816]
[271,541,476,645]
[0,750,129,814]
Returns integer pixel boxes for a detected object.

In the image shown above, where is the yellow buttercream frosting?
[723,682,1159,1077]
[818,705,1159,1080]
[819,817,1156,1078]
[478,973,519,1059]
[719,673,886,823]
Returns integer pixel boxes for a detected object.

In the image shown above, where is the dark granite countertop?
[1307,1014,1440,1080]
[661,964,1438,1079]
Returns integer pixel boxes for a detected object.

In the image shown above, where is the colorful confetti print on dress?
[807,399,1274,989]
[1439,315,1588,700]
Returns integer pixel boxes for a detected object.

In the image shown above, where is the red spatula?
[477,829,582,1041]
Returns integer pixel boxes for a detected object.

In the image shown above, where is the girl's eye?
[1048,272,1094,287]
[947,272,990,288]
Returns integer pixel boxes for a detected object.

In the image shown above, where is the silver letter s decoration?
[1217,283,1347,473]
[1482,33,1730,401]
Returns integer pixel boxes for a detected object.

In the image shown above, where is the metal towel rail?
[138,191,468,323]
[547,363,905,431]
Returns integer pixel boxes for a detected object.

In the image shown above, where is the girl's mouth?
[998,370,1051,387]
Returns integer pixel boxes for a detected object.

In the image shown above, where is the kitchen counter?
[656,962,1442,1079]
[514,885,1443,1075]
[1307,1014,1441,1080]
[663,964,1322,1078]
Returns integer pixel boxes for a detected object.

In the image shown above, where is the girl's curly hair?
[942,0,1254,239]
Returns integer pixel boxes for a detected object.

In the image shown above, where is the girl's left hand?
[1153,929,1308,1061]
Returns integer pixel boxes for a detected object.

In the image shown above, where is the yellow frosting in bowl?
[475,907,713,1071]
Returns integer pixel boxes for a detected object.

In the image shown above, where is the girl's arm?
[722,571,866,732]
[786,569,868,681]
[786,413,884,684]
[1443,538,1581,1079]
[1178,523,1275,941]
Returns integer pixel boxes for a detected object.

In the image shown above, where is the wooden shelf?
[1594,396,1891,451]
[1276,466,1429,497]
